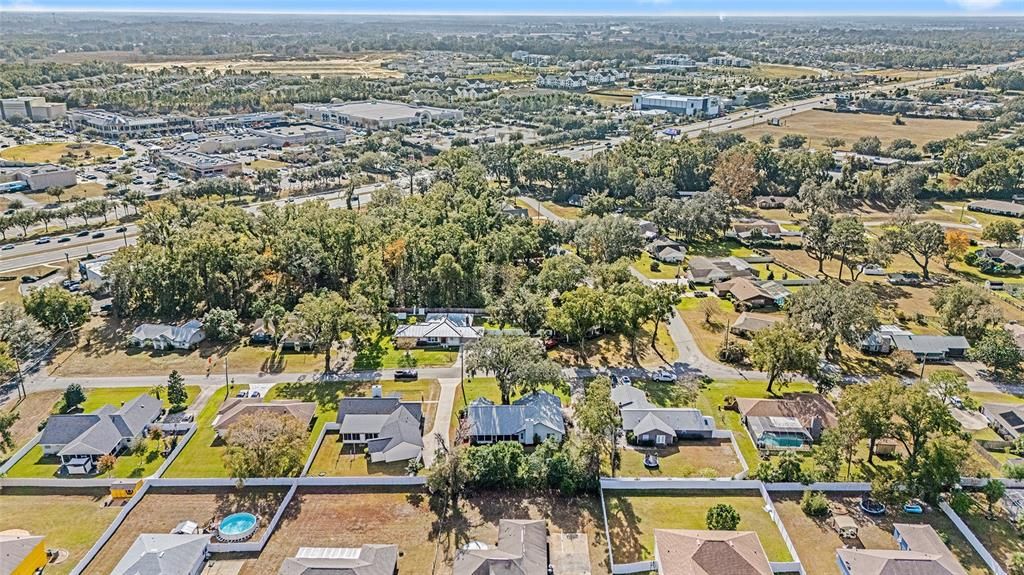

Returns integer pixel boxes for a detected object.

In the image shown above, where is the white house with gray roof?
[336,393,424,463]
[613,384,716,445]
[111,533,209,575]
[130,320,206,350]
[393,313,482,347]
[39,393,161,475]
[454,520,547,575]
[279,544,399,575]
[466,391,565,445]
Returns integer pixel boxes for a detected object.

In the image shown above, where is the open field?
[736,109,980,149]
[774,492,988,575]
[634,252,682,280]
[604,490,792,563]
[541,201,582,220]
[82,486,289,575]
[126,54,404,78]
[549,320,677,368]
[248,158,289,170]
[353,335,457,369]
[467,70,537,83]
[617,440,743,478]
[0,142,121,165]
[860,67,960,80]
[242,487,438,574]
[717,63,824,79]
[676,296,738,362]
[0,488,121,575]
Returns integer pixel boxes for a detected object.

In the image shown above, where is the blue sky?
[0,0,1019,13]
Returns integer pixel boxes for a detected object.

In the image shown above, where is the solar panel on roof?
[1003,412,1024,427]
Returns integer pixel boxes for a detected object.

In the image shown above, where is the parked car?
[20,275,38,284]
[619,376,632,386]
[395,369,418,381]
[1,244,14,251]
[651,370,676,382]
[91,232,105,239]
[34,237,51,245]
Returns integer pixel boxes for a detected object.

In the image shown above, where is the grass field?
[960,493,1024,573]
[860,67,959,81]
[676,296,740,362]
[0,142,121,166]
[617,440,743,478]
[352,335,457,369]
[0,488,120,575]
[467,70,537,83]
[604,490,793,563]
[737,109,980,149]
[249,158,289,170]
[719,63,824,79]
[548,320,677,368]
[634,252,682,280]
[774,492,988,575]
[306,435,409,477]
[541,200,582,220]
[161,384,246,478]
[126,54,404,78]
[1,390,61,459]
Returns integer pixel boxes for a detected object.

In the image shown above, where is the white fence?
[0,431,40,475]
[69,480,153,575]
[771,561,803,573]
[302,422,338,477]
[764,482,870,492]
[611,561,656,574]
[0,477,117,488]
[151,423,197,478]
[601,478,763,489]
[207,483,298,554]
[939,501,1008,575]
[757,483,805,575]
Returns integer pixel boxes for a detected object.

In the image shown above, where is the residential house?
[889,334,971,362]
[859,325,913,355]
[212,398,316,438]
[686,256,755,285]
[737,395,838,449]
[730,312,782,338]
[279,545,399,575]
[536,73,587,90]
[0,531,47,575]
[653,529,772,575]
[968,199,1024,219]
[129,320,205,350]
[250,318,277,345]
[755,196,785,209]
[713,277,789,309]
[728,219,784,240]
[280,331,314,351]
[393,313,483,348]
[466,391,565,445]
[111,534,210,575]
[982,403,1024,440]
[455,520,547,575]
[635,219,660,240]
[647,237,686,264]
[38,394,161,475]
[613,383,715,445]
[976,247,1024,274]
[836,524,967,575]
[336,392,425,463]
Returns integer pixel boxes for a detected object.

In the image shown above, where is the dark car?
[20,275,38,284]
[115,226,128,233]
[395,369,418,381]
[91,232,105,239]
[76,230,90,237]
[57,237,71,243]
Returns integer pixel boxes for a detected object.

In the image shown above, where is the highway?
[0,172,428,273]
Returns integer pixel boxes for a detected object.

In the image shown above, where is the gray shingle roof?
[40,394,161,457]
[890,334,970,355]
[337,398,424,462]
[110,533,208,575]
[620,408,714,435]
[467,391,564,438]
[455,520,547,575]
[278,544,399,575]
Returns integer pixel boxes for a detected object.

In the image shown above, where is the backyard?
[82,486,289,575]
[603,490,793,564]
[958,492,1024,573]
[616,439,743,478]
[306,436,411,476]
[0,488,121,575]
[773,492,989,575]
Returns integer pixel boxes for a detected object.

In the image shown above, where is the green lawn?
[74,385,200,413]
[616,440,744,478]
[604,490,793,563]
[685,238,754,258]
[634,252,683,280]
[353,335,457,369]
[306,434,410,477]
[161,384,247,478]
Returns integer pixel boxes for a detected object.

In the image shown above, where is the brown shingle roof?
[213,399,317,433]
[653,529,772,575]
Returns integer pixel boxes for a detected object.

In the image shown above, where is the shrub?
[717,341,748,364]
[800,491,830,517]
[649,261,661,272]
[892,350,917,373]
[706,503,741,530]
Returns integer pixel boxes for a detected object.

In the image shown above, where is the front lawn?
[604,490,793,563]
[353,335,457,369]
[548,320,677,368]
[74,385,200,413]
[676,296,741,362]
[633,252,683,280]
[161,384,247,478]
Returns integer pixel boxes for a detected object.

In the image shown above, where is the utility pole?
[224,356,230,399]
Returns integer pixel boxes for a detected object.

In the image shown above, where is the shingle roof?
[110,533,209,575]
[621,408,713,435]
[40,394,161,457]
[213,399,317,433]
[454,520,547,575]
[653,529,772,575]
[730,312,782,334]
[889,334,970,356]
[467,391,565,438]
[611,385,652,409]
[736,395,838,431]
[278,544,399,575]
[337,398,424,462]
[0,532,45,574]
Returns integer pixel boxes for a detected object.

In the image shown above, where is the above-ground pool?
[217,512,258,542]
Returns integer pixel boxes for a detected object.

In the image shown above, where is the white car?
[619,376,632,387]
[652,370,677,382]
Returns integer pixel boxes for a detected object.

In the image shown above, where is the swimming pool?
[217,512,258,542]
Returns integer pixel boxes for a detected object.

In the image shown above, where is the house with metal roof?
[653,529,772,575]
[129,319,206,350]
[454,520,548,575]
[111,533,209,575]
[336,392,425,463]
[968,199,1024,219]
[212,398,317,438]
[393,313,483,347]
[836,524,967,575]
[38,394,161,475]
[889,334,970,362]
[278,544,399,575]
[730,312,783,338]
[466,391,565,445]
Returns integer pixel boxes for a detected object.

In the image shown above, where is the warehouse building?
[0,163,77,191]
[250,122,347,146]
[295,100,463,130]
[631,93,721,116]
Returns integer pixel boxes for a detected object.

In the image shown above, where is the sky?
[0,0,1019,14]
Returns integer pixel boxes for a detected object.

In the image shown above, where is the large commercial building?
[154,149,243,179]
[0,97,67,123]
[68,109,192,137]
[250,122,346,146]
[295,100,463,130]
[0,163,77,191]
[631,92,721,116]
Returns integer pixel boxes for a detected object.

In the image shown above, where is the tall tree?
[982,220,1021,248]
[711,147,759,203]
[464,334,563,405]
[750,323,820,394]
[166,370,188,408]
[840,377,899,465]
[575,376,621,477]
[969,329,1024,376]
[883,220,946,280]
[224,412,308,479]
[929,282,1001,341]
[546,286,608,360]
[802,211,834,275]
[786,281,878,361]
[23,286,91,331]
